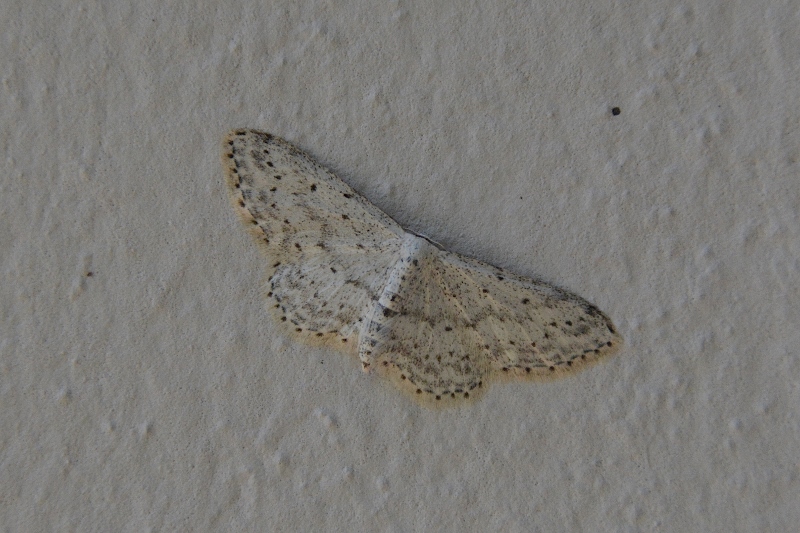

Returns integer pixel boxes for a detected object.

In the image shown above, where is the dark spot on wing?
[584,304,600,317]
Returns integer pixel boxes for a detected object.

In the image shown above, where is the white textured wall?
[1,1,798,531]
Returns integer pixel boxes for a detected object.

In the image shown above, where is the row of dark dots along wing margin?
[390,364,482,400]
[235,129,266,140]
[227,143,247,186]
[227,141,252,191]
[226,140,242,180]
[228,146,271,243]
[501,337,615,374]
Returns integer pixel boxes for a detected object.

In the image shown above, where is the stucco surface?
[1,1,798,531]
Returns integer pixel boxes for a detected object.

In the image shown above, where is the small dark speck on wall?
[611,107,621,116]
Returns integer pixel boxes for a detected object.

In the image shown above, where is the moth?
[223,129,621,405]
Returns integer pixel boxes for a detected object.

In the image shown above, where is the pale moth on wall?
[222,129,621,406]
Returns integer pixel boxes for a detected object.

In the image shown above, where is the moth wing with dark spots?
[223,129,622,406]
[223,129,405,348]
[358,234,621,405]
[440,252,622,376]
